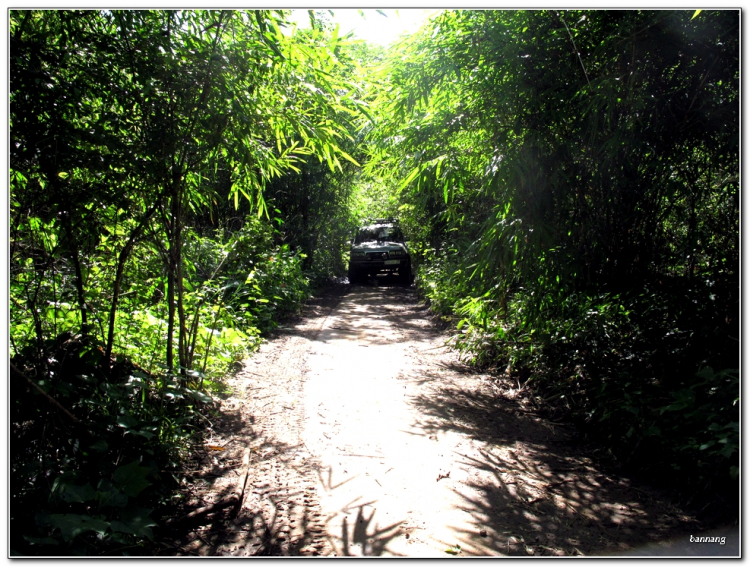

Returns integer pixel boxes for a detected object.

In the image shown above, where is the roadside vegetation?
[10,8,738,555]
[365,9,739,524]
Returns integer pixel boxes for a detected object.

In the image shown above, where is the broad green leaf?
[59,483,97,504]
[47,514,109,542]
[116,414,138,429]
[111,506,157,540]
[187,389,213,404]
[97,488,129,509]
[113,460,151,498]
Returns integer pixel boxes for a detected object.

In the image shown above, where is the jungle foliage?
[9,8,740,555]
[10,9,370,554]
[366,9,739,521]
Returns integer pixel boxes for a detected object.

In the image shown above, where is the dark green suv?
[347,220,412,285]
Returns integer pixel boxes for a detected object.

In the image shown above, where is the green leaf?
[113,460,151,498]
[24,536,60,546]
[445,544,462,555]
[116,414,138,429]
[691,9,702,20]
[336,148,360,166]
[47,514,109,542]
[90,440,108,452]
[59,483,97,504]
[400,163,426,190]
[263,32,285,60]
[644,425,661,437]
[97,489,129,509]
[187,389,213,404]
[111,506,157,540]
[719,445,737,458]
[132,429,156,440]
[696,366,715,381]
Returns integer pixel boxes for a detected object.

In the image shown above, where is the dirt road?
[164,282,718,556]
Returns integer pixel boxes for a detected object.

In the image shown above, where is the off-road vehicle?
[347,219,412,285]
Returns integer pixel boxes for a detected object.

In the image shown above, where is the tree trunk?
[174,188,189,372]
[165,179,188,374]
[62,211,89,340]
[166,260,176,371]
[165,191,177,371]
[104,203,159,362]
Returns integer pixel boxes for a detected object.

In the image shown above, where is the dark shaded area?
[156,384,405,556]
[275,283,430,348]
[10,333,199,556]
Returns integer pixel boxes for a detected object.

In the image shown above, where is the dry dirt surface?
[160,280,726,557]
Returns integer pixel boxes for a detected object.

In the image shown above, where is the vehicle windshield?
[354,225,403,244]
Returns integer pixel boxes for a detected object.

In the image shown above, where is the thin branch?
[557,12,591,89]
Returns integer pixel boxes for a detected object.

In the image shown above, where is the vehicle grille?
[366,252,388,260]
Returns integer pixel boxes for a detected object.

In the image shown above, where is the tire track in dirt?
[163,289,344,556]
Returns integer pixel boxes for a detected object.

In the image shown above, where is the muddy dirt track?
[161,281,734,557]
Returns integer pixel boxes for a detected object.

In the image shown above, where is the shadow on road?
[407,380,706,555]
[294,285,434,347]
[280,287,420,345]
[337,503,404,556]
[310,464,405,556]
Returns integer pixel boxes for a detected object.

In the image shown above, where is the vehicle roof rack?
[365,217,398,225]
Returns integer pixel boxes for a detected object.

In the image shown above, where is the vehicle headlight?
[390,250,403,257]
[351,251,366,259]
